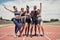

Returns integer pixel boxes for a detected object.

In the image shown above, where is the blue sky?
[0,0,60,21]
[0,0,15,4]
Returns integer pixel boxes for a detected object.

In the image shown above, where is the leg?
[30,24,33,37]
[34,20,38,36]
[35,24,36,35]
[15,25,18,35]
[25,23,28,35]
[40,21,44,36]
[13,19,20,37]
[19,23,25,37]
[41,26,44,35]
[27,23,30,36]
[27,19,31,36]
[38,24,40,34]
[19,18,26,36]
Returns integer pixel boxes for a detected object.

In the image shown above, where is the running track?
[0,24,60,40]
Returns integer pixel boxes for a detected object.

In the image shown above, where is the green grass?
[44,21,60,26]
[0,21,13,25]
[0,21,13,28]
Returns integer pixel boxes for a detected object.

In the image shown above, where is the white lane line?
[22,36,26,40]
[44,34,51,40]
[46,32,60,34]
[45,25,60,27]
[45,32,60,40]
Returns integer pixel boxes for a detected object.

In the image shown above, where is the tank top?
[37,13,41,20]
[21,12,25,16]
[25,13,30,17]
[32,11,38,20]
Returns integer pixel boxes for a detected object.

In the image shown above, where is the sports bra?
[14,11,20,16]
[21,13,25,16]
[25,13,30,16]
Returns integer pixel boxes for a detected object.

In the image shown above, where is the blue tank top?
[14,11,20,16]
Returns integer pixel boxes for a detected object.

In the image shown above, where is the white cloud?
[0,0,60,20]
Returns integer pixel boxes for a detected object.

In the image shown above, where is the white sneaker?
[14,34,18,38]
[14,35,18,38]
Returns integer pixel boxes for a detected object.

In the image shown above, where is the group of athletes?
[3,3,44,38]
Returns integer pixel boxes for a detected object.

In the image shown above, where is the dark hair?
[21,8,24,10]
[37,9,40,10]
[34,5,37,7]
[34,5,37,9]
[26,5,29,8]
[13,6,16,9]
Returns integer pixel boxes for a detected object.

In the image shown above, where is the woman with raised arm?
[37,3,44,36]
[30,5,38,37]
[3,5,21,37]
